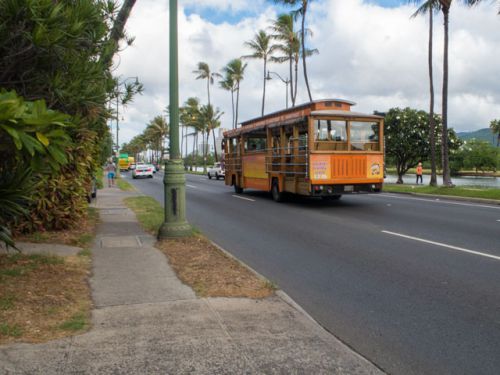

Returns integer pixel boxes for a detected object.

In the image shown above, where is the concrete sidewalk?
[0,186,383,374]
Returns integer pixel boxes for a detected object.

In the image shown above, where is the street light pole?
[266,70,290,109]
[158,0,191,238]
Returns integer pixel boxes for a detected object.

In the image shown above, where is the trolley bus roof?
[224,99,382,138]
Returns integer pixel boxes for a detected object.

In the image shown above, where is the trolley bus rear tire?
[208,173,212,179]
[271,179,285,202]
[234,185,243,194]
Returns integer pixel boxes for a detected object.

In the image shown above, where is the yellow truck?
[118,154,130,171]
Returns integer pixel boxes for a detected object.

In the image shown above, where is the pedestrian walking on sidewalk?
[105,159,116,187]
[416,162,423,184]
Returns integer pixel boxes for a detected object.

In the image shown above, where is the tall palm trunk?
[235,84,240,129]
[294,57,299,103]
[289,52,295,106]
[191,128,196,170]
[207,79,211,106]
[441,7,452,186]
[230,89,235,129]
[212,130,218,162]
[205,130,210,170]
[261,59,267,115]
[202,130,207,173]
[180,124,184,160]
[301,3,313,102]
[428,8,437,186]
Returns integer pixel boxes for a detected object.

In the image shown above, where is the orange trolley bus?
[222,99,384,202]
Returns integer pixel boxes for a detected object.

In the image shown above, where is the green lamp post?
[158,0,192,238]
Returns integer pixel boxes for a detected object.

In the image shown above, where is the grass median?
[123,196,275,298]
[383,184,500,201]
[2,207,99,344]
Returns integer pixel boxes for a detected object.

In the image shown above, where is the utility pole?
[158,0,191,238]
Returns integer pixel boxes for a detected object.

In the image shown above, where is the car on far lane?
[208,162,225,180]
[132,164,154,179]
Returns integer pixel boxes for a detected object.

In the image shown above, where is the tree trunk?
[235,84,240,128]
[301,3,313,102]
[294,58,299,104]
[231,90,235,129]
[289,53,294,106]
[212,129,218,162]
[191,129,196,171]
[100,0,137,68]
[428,8,437,187]
[207,78,211,106]
[262,58,267,116]
[397,161,404,184]
[441,8,452,186]
[205,130,210,170]
[180,124,184,160]
[202,130,207,173]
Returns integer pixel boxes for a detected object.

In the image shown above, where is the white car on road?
[207,162,225,180]
[132,164,154,179]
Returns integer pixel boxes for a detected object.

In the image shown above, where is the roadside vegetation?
[124,196,275,298]
[116,175,135,192]
[0,0,138,345]
[383,184,500,201]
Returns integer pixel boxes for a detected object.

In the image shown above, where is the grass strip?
[123,196,164,234]
[116,177,135,191]
[383,184,500,201]
[125,195,275,299]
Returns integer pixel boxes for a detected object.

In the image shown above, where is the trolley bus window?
[350,122,380,151]
[314,120,348,150]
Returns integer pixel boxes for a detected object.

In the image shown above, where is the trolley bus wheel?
[234,184,243,194]
[208,173,212,179]
[271,179,285,202]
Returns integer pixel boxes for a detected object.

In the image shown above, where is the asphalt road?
[124,171,500,375]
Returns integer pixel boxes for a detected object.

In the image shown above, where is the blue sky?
[184,0,407,24]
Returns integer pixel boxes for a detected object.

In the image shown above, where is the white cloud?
[114,0,500,145]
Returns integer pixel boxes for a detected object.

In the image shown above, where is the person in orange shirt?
[416,162,423,184]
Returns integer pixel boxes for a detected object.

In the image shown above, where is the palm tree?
[193,62,221,107]
[411,0,483,186]
[243,30,276,116]
[219,74,236,129]
[269,13,299,106]
[411,0,440,186]
[490,119,500,146]
[180,97,202,169]
[273,0,315,102]
[222,59,247,129]
[145,115,169,162]
[200,104,224,164]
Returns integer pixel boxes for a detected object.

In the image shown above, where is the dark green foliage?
[385,107,460,183]
[0,0,139,244]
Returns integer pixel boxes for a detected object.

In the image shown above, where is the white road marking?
[186,184,197,188]
[232,195,255,202]
[378,193,500,210]
[382,230,500,261]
